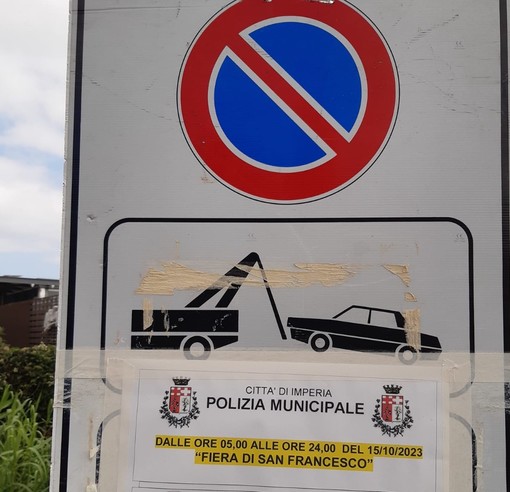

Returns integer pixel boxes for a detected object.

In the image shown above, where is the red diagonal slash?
[228,34,352,158]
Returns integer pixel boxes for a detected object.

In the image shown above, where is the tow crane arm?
[131,252,287,353]
[185,252,287,340]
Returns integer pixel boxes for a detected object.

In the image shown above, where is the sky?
[0,1,68,280]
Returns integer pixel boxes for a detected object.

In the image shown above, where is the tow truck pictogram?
[131,253,442,363]
[131,252,286,359]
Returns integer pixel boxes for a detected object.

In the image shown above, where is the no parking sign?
[179,0,398,202]
[55,0,508,491]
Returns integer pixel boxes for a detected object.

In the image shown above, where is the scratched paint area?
[142,298,154,330]
[404,292,417,302]
[136,259,424,342]
[136,261,421,303]
[383,264,411,287]
[136,262,359,295]
[403,308,421,349]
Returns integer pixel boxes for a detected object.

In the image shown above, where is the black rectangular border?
[99,217,476,489]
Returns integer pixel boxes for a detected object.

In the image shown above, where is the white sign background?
[54,0,508,491]
[114,361,445,492]
[103,219,471,354]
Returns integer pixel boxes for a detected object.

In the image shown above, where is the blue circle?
[213,21,363,169]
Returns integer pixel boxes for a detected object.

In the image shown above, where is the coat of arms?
[372,385,413,436]
[169,383,192,414]
[160,377,200,428]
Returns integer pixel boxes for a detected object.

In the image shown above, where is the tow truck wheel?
[183,336,212,360]
[310,333,331,352]
[396,345,418,365]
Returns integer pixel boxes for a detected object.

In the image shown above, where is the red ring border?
[179,0,399,203]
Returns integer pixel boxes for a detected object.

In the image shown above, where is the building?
[0,276,59,347]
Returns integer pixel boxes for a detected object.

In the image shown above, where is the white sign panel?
[55,0,508,491]
[103,220,471,357]
[115,361,446,492]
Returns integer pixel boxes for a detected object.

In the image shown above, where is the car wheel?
[396,345,418,364]
[183,336,212,360]
[310,333,331,353]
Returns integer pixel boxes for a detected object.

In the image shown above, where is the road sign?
[55,1,508,491]
[179,0,398,202]
[103,219,472,364]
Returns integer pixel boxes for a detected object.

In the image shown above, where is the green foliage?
[0,331,55,490]
[0,386,51,492]
[0,342,55,433]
